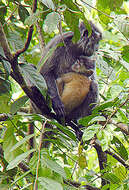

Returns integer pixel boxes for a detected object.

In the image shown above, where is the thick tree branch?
[93,142,108,187]
[0,20,53,118]
[10,72,52,116]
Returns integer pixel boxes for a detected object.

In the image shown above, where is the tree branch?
[13,0,38,60]
[36,21,45,54]
[64,179,100,190]
[102,95,129,129]
[111,122,129,135]
[14,26,34,59]
[93,142,108,187]
[0,21,53,119]
[105,150,129,169]
[99,120,129,135]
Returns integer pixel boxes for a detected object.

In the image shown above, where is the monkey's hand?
[52,96,65,118]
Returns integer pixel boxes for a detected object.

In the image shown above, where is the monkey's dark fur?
[40,21,102,121]
[28,21,102,152]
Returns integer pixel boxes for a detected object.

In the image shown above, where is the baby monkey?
[56,56,94,115]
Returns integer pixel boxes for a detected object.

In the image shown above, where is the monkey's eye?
[82,30,88,37]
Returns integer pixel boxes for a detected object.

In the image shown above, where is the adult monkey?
[28,21,102,154]
[40,21,102,121]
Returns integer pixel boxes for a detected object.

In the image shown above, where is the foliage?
[0,0,129,189]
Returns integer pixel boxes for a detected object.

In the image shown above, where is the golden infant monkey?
[56,58,93,114]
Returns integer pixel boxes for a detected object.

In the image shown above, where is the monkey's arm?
[41,31,74,58]
[40,50,66,117]
[43,71,65,117]
[82,80,98,116]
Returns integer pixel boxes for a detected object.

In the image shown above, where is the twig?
[64,179,100,190]
[110,122,129,135]
[102,95,129,129]
[36,21,45,54]
[14,0,38,60]
[33,120,47,190]
[77,0,113,19]
[14,26,34,59]
[3,7,18,27]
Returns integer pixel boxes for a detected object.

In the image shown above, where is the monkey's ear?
[63,31,74,41]
[79,22,86,32]
[79,21,92,37]
[63,32,74,45]
[82,30,88,37]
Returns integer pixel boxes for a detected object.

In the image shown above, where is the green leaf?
[0,77,11,95]
[63,9,80,42]
[42,157,66,178]
[0,93,11,113]
[10,95,29,114]
[96,0,111,24]
[111,136,128,161]
[103,172,120,184]
[122,45,129,63]
[38,177,63,190]
[10,134,35,152]
[40,0,55,10]
[83,124,101,141]
[97,130,112,151]
[37,46,56,71]
[117,109,129,123]
[110,85,123,99]
[113,165,127,182]
[114,16,129,39]
[50,121,76,141]
[11,170,31,186]
[25,11,41,26]
[78,114,98,126]
[92,100,117,113]
[121,60,129,71]
[18,5,30,23]
[89,116,106,124]
[20,63,47,96]
[78,154,87,169]
[39,167,52,178]
[3,127,23,162]
[2,60,11,79]
[7,149,35,170]
[43,12,60,34]
[0,2,7,24]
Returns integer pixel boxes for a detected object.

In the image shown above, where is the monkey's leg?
[56,78,65,96]
[43,71,65,118]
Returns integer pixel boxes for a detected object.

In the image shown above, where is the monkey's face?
[71,60,93,76]
[78,22,102,56]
